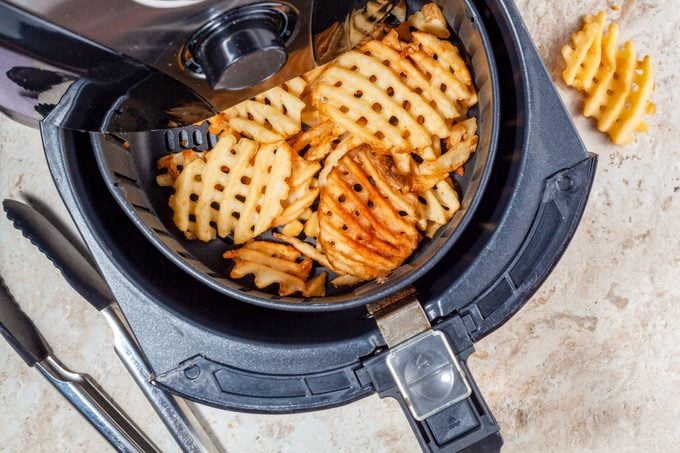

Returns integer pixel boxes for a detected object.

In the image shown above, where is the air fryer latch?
[368,289,472,421]
[366,294,502,452]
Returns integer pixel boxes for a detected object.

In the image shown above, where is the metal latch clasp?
[368,289,471,420]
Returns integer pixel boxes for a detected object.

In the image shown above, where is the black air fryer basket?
[35,0,596,451]
[92,0,500,311]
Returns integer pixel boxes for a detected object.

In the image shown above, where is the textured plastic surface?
[91,0,500,311]
[38,0,594,444]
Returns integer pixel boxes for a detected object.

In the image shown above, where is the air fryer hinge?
[367,287,430,348]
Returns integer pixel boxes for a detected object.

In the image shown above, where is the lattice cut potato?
[584,38,655,145]
[221,77,306,143]
[318,144,419,280]
[561,11,655,145]
[156,150,206,187]
[223,240,326,297]
[415,177,460,238]
[561,11,607,92]
[408,2,450,39]
[311,30,477,156]
[272,154,321,227]
[169,135,292,243]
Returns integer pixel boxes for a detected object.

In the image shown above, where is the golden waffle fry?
[281,220,304,237]
[169,135,292,243]
[273,232,335,271]
[420,118,478,178]
[312,31,477,156]
[156,150,206,187]
[303,211,320,238]
[288,121,339,161]
[331,274,365,287]
[415,178,460,238]
[318,134,363,186]
[319,145,419,280]
[409,3,450,39]
[223,240,325,297]
[585,40,655,145]
[272,155,320,227]
[222,77,306,143]
[562,12,655,145]
[561,12,606,91]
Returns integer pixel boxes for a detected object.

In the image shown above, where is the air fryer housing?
[28,0,596,451]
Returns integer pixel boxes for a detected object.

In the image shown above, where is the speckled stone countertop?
[1,0,679,451]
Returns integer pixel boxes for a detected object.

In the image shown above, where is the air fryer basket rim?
[91,0,501,312]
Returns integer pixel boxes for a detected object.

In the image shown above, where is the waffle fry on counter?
[562,11,655,145]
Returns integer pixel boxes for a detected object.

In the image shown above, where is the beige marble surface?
[1,0,679,451]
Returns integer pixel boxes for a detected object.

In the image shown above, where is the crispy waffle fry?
[585,39,655,145]
[415,178,460,238]
[272,155,320,227]
[156,150,206,187]
[561,12,606,91]
[331,275,365,287]
[281,220,304,237]
[303,211,320,238]
[222,77,306,143]
[562,12,655,144]
[223,240,326,297]
[288,121,339,161]
[408,3,450,39]
[273,232,335,271]
[420,118,478,177]
[312,31,477,156]
[169,135,292,243]
[319,145,419,280]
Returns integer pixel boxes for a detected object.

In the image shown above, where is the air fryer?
[0,0,596,451]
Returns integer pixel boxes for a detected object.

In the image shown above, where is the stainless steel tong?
[3,199,219,453]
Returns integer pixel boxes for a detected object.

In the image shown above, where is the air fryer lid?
[92,0,500,312]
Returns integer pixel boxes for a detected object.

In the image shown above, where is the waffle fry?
[156,150,206,187]
[585,40,655,145]
[562,11,655,144]
[420,118,478,178]
[272,155,320,227]
[159,16,482,297]
[311,31,477,156]
[319,145,419,280]
[273,232,335,271]
[288,121,339,161]
[224,240,326,297]
[222,77,306,143]
[561,11,606,91]
[408,3,450,39]
[415,178,460,238]
[169,135,292,243]
[281,220,304,237]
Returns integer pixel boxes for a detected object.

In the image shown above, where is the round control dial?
[188,6,292,90]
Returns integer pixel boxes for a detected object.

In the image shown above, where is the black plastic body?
[2,200,114,312]
[0,276,50,366]
[31,0,596,451]
[92,0,501,311]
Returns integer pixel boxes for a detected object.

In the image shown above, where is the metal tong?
[0,275,159,452]
[3,199,219,453]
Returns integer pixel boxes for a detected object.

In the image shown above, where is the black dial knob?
[190,12,288,91]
